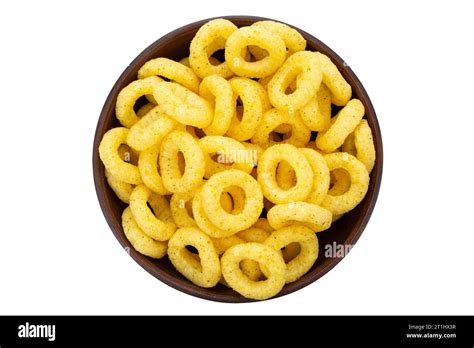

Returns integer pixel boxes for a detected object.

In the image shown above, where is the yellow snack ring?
[130,184,177,241]
[159,130,205,193]
[198,136,253,178]
[170,191,197,228]
[99,127,142,185]
[343,119,376,173]
[122,207,167,259]
[268,51,322,111]
[127,105,178,151]
[329,168,351,196]
[224,185,247,214]
[226,77,264,141]
[264,224,319,283]
[138,57,200,94]
[267,202,332,232]
[315,52,352,106]
[200,75,235,136]
[322,152,369,215]
[138,143,171,195]
[300,84,332,132]
[257,144,313,204]
[251,20,306,56]
[225,26,286,78]
[299,148,330,205]
[105,170,134,204]
[221,243,286,300]
[168,227,221,288]
[115,76,162,128]
[316,99,365,153]
[192,190,235,238]
[189,19,238,79]
[251,108,311,149]
[237,227,271,243]
[153,82,213,128]
[201,169,263,233]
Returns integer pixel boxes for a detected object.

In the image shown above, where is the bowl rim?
[92,15,383,303]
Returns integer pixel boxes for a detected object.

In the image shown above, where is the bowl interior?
[93,16,383,302]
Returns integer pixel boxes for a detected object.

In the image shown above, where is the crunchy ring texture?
[268,51,322,111]
[322,152,369,215]
[267,202,332,232]
[99,127,142,185]
[221,243,286,300]
[127,105,178,151]
[189,19,238,79]
[116,76,162,128]
[168,227,221,288]
[226,77,264,141]
[257,144,313,204]
[225,26,286,78]
[138,57,200,93]
[264,224,319,283]
[159,130,205,193]
[122,207,167,259]
[200,75,236,136]
[129,184,177,241]
[342,119,376,173]
[153,82,213,128]
[201,169,263,233]
[316,99,365,153]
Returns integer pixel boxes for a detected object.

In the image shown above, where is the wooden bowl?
[93,16,383,302]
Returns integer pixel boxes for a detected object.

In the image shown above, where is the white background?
[1,0,473,315]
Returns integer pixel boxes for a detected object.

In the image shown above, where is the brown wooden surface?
[92,16,384,303]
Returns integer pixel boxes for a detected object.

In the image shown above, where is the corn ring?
[138,57,200,94]
[264,224,318,283]
[192,190,235,238]
[199,75,235,136]
[316,99,365,153]
[342,119,376,173]
[250,20,306,57]
[115,76,162,128]
[300,148,330,205]
[105,170,134,204]
[225,26,286,78]
[315,52,352,106]
[99,127,142,185]
[129,184,176,241]
[257,144,313,204]
[251,108,311,149]
[226,78,264,141]
[267,202,332,232]
[322,152,369,215]
[268,51,322,111]
[189,19,238,79]
[122,207,167,259]
[153,82,213,128]
[159,130,205,193]
[221,243,286,300]
[137,143,170,195]
[201,169,263,233]
[127,105,178,151]
[300,84,332,132]
[170,191,197,228]
[329,168,351,196]
[168,227,221,288]
[198,136,253,178]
